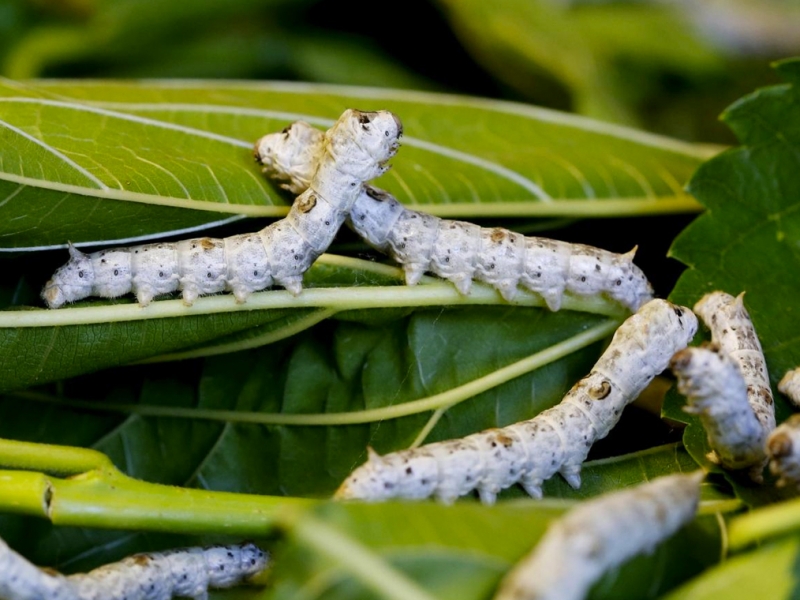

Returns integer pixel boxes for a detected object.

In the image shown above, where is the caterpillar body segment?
[767,414,800,489]
[670,345,766,479]
[779,368,800,408]
[335,299,697,504]
[0,538,268,600]
[254,121,654,313]
[693,292,776,443]
[42,109,402,308]
[493,472,703,600]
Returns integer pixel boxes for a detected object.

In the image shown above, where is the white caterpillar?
[334,299,697,504]
[0,537,268,600]
[766,415,800,489]
[493,471,703,600]
[254,121,654,312]
[42,109,402,308]
[778,368,800,408]
[670,344,766,480]
[693,292,776,445]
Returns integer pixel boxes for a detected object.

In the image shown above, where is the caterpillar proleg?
[334,299,697,504]
[767,415,800,488]
[254,121,654,312]
[493,471,703,600]
[778,368,800,408]
[670,345,766,479]
[42,109,402,308]
[693,292,776,444]
[0,537,269,600]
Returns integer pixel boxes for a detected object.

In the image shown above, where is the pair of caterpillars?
[42,109,402,308]
[670,291,774,482]
[44,115,654,314]
[0,539,268,600]
[255,121,654,313]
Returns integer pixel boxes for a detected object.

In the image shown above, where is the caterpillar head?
[334,447,400,501]
[203,543,269,587]
[326,109,403,181]
[42,244,95,308]
[253,121,324,194]
[633,299,698,358]
[348,186,406,249]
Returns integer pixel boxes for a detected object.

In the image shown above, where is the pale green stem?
[727,497,800,551]
[0,438,112,474]
[405,195,702,218]
[715,511,729,562]
[409,407,449,449]
[314,254,436,283]
[291,515,438,600]
[0,439,312,535]
[138,308,338,363]
[0,280,624,328]
[13,319,620,426]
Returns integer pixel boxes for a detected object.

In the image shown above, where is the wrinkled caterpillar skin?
[494,472,703,600]
[335,299,697,504]
[42,109,402,308]
[0,538,268,600]
[694,292,776,443]
[254,121,654,313]
[778,368,800,408]
[670,345,766,479]
[767,415,800,489]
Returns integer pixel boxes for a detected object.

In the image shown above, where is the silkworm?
[693,292,775,443]
[0,538,268,600]
[493,471,703,600]
[766,414,800,488]
[41,109,402,308]
[778,368,800,408]
[334,298,697,504]
[670,344,766,480]
[254,121,654,312]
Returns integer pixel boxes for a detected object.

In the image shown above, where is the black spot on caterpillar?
[671,344,766,480]
[42,109,403,308]
[0,537,268,600]
[334,299,697,504]
[494,472,703,600]
[254,121,654,312]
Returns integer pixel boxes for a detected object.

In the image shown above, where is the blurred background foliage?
[2,0,800,144]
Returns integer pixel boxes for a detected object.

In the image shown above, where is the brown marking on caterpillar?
[589,380,612,400]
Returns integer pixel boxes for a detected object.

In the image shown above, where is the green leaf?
[0,255,625,392]
[434,0,721,125]
[3,306,615,496]
[0,435,719,600]
[0,78,707,248]
[663,535,800,600]
[669,58,800,506]
[263,446,720,600]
